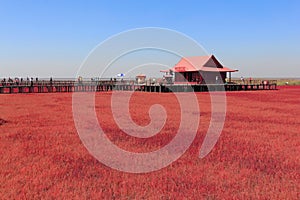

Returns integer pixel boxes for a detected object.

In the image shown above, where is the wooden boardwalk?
[0,80,277,94]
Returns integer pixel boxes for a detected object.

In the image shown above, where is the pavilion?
[163,55,238,84]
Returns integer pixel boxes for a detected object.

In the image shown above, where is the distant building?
[136,74,146,84]
[164,55,238,84]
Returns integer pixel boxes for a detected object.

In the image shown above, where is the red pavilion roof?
[170,55,238,73]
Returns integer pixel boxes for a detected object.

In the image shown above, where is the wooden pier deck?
[0,80,277,94]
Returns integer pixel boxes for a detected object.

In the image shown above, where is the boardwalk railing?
[0,79,277,94]
[231,79,277,85]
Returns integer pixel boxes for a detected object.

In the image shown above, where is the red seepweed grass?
[0,86,299,199]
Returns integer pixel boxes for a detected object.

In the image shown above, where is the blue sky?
[0,0,299,78]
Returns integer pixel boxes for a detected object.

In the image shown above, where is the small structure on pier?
[163,55,238,84]
[136,74,146,84]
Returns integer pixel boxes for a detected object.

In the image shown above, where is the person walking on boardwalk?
[1,78,6,86]
[241,76,245,84]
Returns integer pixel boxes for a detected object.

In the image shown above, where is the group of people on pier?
[1,77,53,86]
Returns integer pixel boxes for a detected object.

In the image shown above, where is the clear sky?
[0,0,299,78]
